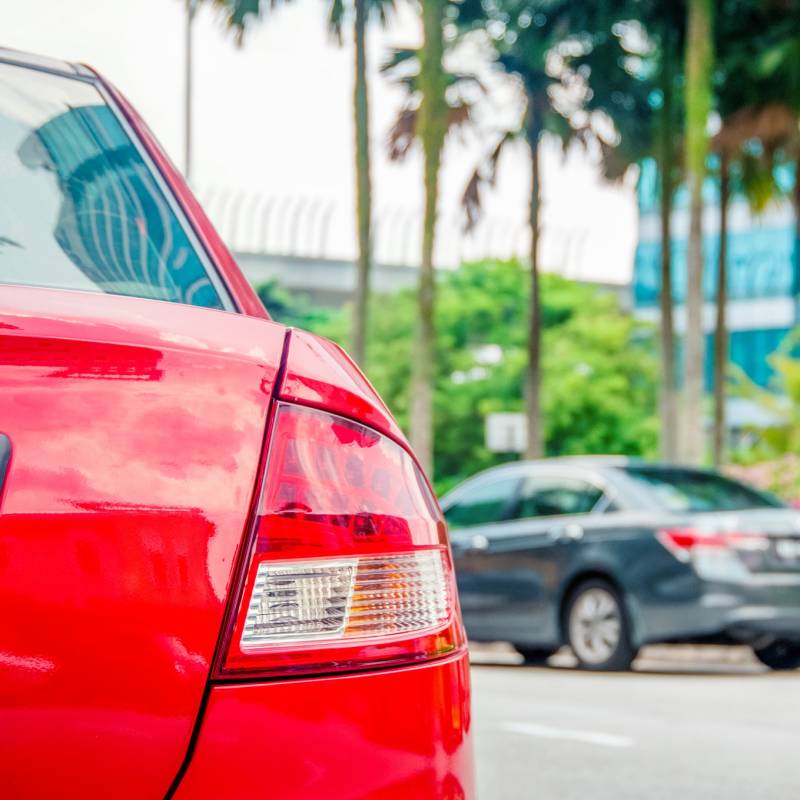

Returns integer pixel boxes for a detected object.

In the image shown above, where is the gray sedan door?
[449,471,605,646]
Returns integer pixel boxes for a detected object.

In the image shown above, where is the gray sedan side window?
[516,477,603,519]
[444,477,520,529]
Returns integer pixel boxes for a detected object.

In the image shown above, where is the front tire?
[753,640,800,670]
[564,579,636,671]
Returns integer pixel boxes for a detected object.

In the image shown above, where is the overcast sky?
[4,0,638,282]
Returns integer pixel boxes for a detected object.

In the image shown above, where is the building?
[633,159,797,391]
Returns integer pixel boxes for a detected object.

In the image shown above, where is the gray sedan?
[442,457,800,670]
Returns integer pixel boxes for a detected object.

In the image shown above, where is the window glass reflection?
[0,62,225,309]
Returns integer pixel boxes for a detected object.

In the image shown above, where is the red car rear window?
[0,60,230,309]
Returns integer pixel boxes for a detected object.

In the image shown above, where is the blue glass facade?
[633,159,798,389]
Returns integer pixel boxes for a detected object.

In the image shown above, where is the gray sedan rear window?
[623,467,784,512]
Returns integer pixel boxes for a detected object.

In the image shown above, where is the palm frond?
[326,0,345,44]
[461,130,516,231]
[371,0,397,28]
[713,103,799,155]
[209,0,287,45]
[386,106,418,161]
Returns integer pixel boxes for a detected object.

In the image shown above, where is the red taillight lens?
[656,528,768,562]
[217,401,464,678]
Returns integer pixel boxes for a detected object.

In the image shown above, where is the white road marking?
[500,721,635,748]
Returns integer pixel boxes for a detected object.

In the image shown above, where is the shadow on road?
[469,642,778,677]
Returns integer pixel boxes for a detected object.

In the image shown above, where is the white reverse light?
[241,550,450,648]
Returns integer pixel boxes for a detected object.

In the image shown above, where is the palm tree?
[753,11,800,293]
[682,0,714,465]
[567,10,684,462]
[707,0,799,466]
[211,0,396,365]
[381,30,480,473]
[650,10,685,464]
[457,1,589,459]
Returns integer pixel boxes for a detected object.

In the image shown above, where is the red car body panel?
[0,51,474,799]
[279,328,408,446]
[174,654,473,800]
[0,287,285,798]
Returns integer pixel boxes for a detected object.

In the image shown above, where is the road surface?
[470,645,800,799]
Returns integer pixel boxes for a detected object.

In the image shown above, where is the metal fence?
[198,187,591,274]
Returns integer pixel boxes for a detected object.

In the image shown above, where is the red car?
[0,48,473,799]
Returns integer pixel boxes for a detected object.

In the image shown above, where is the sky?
[3,0,638,283]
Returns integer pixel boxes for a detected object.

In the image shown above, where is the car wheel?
[513,645,557,665]
[752,640,800,670]
[565,579,635,671]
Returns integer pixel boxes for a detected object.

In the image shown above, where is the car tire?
[513,645,557,665]
[752,640,800,671]
[564,579,636,672]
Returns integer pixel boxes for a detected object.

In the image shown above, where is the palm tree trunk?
[524,104,544,460]
[712,150,729,467]
[411,0,447,475]
[350,0,372,365]
[682,0,714,465]
[658,41,677,462]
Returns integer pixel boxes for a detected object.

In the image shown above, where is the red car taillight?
[216,401,464,678]
[656,528,768,562]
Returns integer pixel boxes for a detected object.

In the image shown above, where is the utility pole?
[184,0,198,184]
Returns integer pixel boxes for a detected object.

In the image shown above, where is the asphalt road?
[470,645,800,800]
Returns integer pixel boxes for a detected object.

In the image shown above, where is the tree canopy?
[268,261,659,492]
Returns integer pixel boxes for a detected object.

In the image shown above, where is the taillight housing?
[215,401,464,678]
[656,528,768,563]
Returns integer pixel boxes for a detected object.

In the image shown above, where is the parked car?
[442,456,800,671]
[0,48,473,799]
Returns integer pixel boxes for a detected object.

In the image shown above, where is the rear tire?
[753,640,800,671]
[513,645,557,665]
[564,579,636,672]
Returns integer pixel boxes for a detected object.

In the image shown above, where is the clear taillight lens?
[217,402,463,677]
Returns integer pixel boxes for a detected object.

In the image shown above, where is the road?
[470,645,800,799]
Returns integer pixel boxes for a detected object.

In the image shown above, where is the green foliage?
[734,332,800,459]
[310,261,659,492]
[255,280,335,329]
[730,332,800,498]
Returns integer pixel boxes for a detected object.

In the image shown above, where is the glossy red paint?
[174,653,473,800]
[0,286,285,798]
[93,70,269,321]
[279,328,408,446]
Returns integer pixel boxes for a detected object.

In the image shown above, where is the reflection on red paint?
[280,329,408,445]
[173,653,474,800]
[0,286,284,799]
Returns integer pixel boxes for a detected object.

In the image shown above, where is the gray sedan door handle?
[549,523,584,542]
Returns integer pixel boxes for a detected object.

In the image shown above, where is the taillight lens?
[657,528,768,562]
[217,401,463,677]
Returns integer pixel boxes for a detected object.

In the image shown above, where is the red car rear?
[0,49,473,799]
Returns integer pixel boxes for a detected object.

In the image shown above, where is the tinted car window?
[517,477,603,518]
[0,62,227,309]
[444,477,520,529]
[623,466,785,512]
